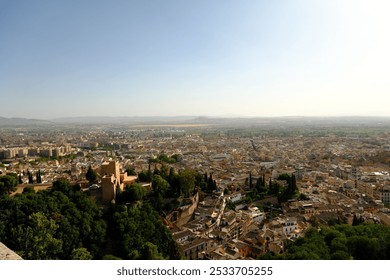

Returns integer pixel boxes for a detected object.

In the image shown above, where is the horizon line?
[2,115,390,122]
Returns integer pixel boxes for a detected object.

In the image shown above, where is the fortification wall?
[0,242,23,260]
[168,192,199,228]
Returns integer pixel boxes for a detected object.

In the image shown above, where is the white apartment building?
[380,186,390,204]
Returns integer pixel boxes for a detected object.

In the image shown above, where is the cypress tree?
[168,167,175,185]
[28,171,34,184]
[38,170,42,183]
[147,160,152,181]
[255,176,263,193]
[291,174,297,193]
[208,173,214,191]
[86,165,97,183]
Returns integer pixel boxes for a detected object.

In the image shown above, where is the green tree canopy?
[152,175,170,197]
[0,174,18,195]
[178,169,196,198]
[11,212,63,259]
[86,165,97,183]
[121,183,147,203]
[71,247,93,260]
[260,224,390,260]
[0,177,180,260]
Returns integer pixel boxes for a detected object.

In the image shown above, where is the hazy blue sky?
[0,0,389,119]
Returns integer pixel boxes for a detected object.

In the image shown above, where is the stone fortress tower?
[101,161,137,202]
[101,161,121,202]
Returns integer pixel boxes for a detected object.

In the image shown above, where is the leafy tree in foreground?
[0,176,181,260]
[0,179,107,260]
[71,247,93,260]
[0,174,18,195]
[11,212,63,259]
[107,203,180,260]
[260,224,390,260]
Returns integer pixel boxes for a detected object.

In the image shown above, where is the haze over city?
[1,0,390,265]
[0,0,389,119]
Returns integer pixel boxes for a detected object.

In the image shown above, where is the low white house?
[230,192,242,203]
[282,217,298,236]
[248,206,266,223]
[172,229,192,243]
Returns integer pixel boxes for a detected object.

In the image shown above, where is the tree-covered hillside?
[0,179,179,260]
[260,223,390,260]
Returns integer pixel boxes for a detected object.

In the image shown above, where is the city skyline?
[1,0,389,119]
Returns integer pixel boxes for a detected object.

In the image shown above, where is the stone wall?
[0,242,23,260]
[168,192,199,228]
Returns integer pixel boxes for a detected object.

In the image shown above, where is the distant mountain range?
[1,115,389,127]
[50,116,197,124]
[0,117,53,126]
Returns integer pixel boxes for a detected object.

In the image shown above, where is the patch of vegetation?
[150,153,181,164]
[259,223,390,260]
[0,179,180,260]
